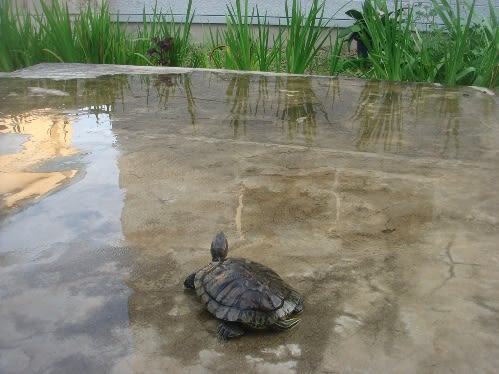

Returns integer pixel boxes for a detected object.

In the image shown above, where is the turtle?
[184,232,304,339]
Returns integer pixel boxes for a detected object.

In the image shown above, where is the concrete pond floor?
[0,64,498,373]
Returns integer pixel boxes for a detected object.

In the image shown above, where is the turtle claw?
[293,299,304,315]
[217,322,245,339]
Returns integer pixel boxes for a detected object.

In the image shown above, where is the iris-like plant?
[0,0,44,71]
[223,0,254,70]
[431,0,478,85]
[38,0,81,63]
[429,0,498,87]
[355,0,417,81]
[76,2,130,64]
[340,0,407,59]
[210,0,282,71]
[284,0,332,74]
[328,29,346,76]
[340,0,498,86]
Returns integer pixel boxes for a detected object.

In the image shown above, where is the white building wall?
[13,0,499,27]
[108,0,363,26]
[107,0,497,26]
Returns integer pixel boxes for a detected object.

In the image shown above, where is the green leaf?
[346,9,364,21]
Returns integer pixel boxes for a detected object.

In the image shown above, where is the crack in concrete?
[472,296,499,315]
[445,240,456,280]
[431,237,456,294]
[430,236,491,296]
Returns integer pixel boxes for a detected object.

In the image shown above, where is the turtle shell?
[194,258,303,329]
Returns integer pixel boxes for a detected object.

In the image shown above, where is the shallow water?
[1,65,498,373]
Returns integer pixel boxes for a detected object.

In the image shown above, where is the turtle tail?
[273,317,301,330]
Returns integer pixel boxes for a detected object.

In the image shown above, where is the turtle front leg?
[183,272,196,289]
[217,322,245,339]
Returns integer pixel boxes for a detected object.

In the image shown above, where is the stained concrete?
[0,64,498,373]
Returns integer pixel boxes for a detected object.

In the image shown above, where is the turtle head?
[211,231,228,262]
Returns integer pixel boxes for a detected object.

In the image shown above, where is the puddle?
[0,66,498,373]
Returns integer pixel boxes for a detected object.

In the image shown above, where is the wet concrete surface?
[0,64,498,373]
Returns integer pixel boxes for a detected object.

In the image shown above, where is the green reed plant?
[1,0,497,88]
[132,5,160,65]
[0,0,44,71]
[0,0,18,70]
[284,0,332,74]
[214,0,282,71]
[461,0,497,87]
[38,0,81,62]
[224,0,254,70]
[254,7,284,72]
[481,0,499,83]
[75,3,130,64]
[328,29,345,76]
[337,0,499,87]
[419,0,499,87]
[357,0,416,81]
[431,0,477,85]
[473,1,499,88]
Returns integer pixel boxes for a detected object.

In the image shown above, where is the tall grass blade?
[254,6,284,71]
[285,0,332,74]
[0,0,43,71]
[431,0,477,85]
[38,0,81,62]
[329,29,344,76]
[224,0,254,70]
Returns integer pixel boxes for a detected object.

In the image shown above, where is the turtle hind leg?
[273,317,301,330]
[217,322,245,339]
[183,273,196,289]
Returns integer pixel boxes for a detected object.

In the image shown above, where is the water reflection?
[0,111,78,211]
[275,77,330,145]
[113,72,498,160]
[155,75,196,126]
[433,90,462,158]
[0,100,128,373]
[218,75,333,145]
[0,107,124,249]
[353,80,404,152]
[226,75,251,135]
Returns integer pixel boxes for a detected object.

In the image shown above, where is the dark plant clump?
[147,36,174,66]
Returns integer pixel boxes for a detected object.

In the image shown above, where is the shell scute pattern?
[195,257,300,327]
